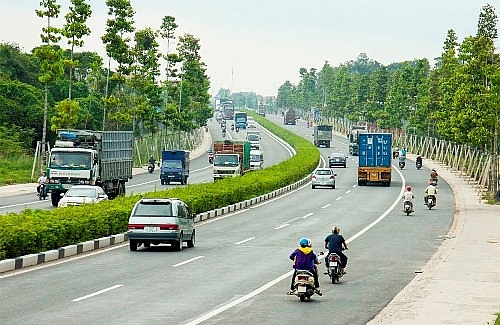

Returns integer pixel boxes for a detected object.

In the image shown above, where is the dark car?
[329,153,347,168]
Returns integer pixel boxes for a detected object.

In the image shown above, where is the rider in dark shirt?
[324,226,349,274]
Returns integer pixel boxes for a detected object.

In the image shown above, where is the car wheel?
[187,232,195,248]
[129,240,138,251]
[332,184,336,189]
[144,241,151,248]
[312,185,316,189]
[175,235,183,251]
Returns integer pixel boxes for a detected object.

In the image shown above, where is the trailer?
[357,133,392,186]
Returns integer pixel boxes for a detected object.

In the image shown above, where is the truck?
[313,125,333,147]
[249,149,264,170]
[222,101,235,120]
[160,150,190,185]
[234,111,248,130]
[246,130,261,150]
[257,105,266,117]
[213,140,251,181]
[46,129,133,206]
[283,109,296,125]
[348,125,367,155]
[357,133,392,187]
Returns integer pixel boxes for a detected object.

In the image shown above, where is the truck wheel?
[118,182,125,196]
[129,240,138,251]
[161,179,165,185]
[51,192,60,207]
[357,180,364,186]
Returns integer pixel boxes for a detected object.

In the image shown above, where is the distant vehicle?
[234,111,248,130]
[222,101,235,120]
[247,122,257,129]
[313,125,333,147]
[246,130,261,149]
[160,150,190,185]
[258,106,266,116]
[58,185,108,207]
[127,198,195,251]
[348,125,367,155]
[213,140,251,181]
[249,149,264,170]
[328,153,347,168]
[284,109,296,125]
[311,168,336,189]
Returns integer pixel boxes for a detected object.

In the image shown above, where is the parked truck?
[348,125,367,155]
[313,125,333,147]
[46,129,133,206]
[213,140,251,181]
[283,109,296,125]
[357,133,392,186]
[160,150,190,185]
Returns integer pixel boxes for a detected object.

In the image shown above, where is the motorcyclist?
[398,154,406,167]
[424,181,438,205]
[402,185,415,212]
[148,156,156,166]
[401,147,407,157]
[324,226,348,274]
[37,171,48,196]
[231,123,234,131]
[430,169,438,184]
[416,154,423,166]
[288,238,322,296]
[392,147,399,159]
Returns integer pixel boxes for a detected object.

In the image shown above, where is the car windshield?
[315,170,331,175]
[250,154,261,162]
[65,188,97,198]
[50,152,91,169]
[214,155,239,167]
[247,134,259,141]
[134,202,173,217]
[162,160,182,168]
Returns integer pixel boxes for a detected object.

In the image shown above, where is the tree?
[35,0,62,167]
[477,3,498,39]
[62,0,92,100]
[50,98,80,130]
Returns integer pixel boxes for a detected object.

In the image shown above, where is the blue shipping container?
[358,133,392,167]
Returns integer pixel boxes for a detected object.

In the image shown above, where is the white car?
[58,185,108,207]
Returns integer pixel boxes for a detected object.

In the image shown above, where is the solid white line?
[173,256,205,267]
[302,213,314,219]
[185,272,294,325]
[321,204,330,209]
[72,285,123,302]
[336,196,342,201]
[1,201,43,209]
[274,223,289,230]
[235,237,255,245]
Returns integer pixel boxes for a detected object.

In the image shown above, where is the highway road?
[0,115,455,324]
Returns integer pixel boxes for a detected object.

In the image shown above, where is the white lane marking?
[345,190,351,194]
[184,171,407,324]
[185,271,292,325]
[72,285,123,302]
[352,184,357,188]
[321,204,330,209]
[336,196,342,201]
[1,201,44,209]
[274,223,289,230]
[302,213,314,219]
[173,256,205,267]
[235,237,255,245]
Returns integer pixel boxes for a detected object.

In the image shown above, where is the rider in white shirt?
[402,185,415,211]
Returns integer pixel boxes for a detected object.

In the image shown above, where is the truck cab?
[246,131,261,150]
[160,150,190,185]
[250,149,264,170]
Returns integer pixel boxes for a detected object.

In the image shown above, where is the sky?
[0,0,497,97]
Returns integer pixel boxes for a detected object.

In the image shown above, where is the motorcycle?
[292,270,318,302]
[222,130,226,138]
[37,183,47,200]
[208,152,214,164]
[235,126,239,133]
[403,200,413,215]
[430,177,438,186]
[416,161,422,169]
[398,160,405,169]
[326,252,344,284]
[425,195,436,210]
[148,163,155,173]
[231,124,234,131]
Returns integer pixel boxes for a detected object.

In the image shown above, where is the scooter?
[292,270,318,302]
[326,252,344,284]
[403,200,413,215]
[416,161,422,169]
[37,183,47,200]
[148,163,155,173]
[399,160,405,169]
[208,152,214,164]
[235,126,239,133]
[430,177,438,186]
[231,124,234,131]
[425,195,436,210]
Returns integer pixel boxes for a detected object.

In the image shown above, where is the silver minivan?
[127,198,195,251]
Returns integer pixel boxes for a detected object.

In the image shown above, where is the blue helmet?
[299,237,311,247]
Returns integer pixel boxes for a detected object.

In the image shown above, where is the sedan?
[58,185,108,207]
[311,168,337,189]
[329,153,347,168]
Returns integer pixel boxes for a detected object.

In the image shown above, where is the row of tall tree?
[276,4,499,151]
[0,0,212,160]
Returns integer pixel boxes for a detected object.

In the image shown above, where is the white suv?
[127,198,195,251]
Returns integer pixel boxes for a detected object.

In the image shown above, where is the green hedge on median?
[0,114,319,260]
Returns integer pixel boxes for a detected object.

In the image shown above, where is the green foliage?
[50,98,80,130]
[0,116,319,260]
